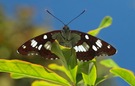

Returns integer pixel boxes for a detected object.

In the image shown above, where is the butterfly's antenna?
[67,10,86,25]
[46,10,66,25]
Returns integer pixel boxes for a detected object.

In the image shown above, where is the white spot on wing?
[50,58,54,60]
[44,43,48,48]
[35,53,38,55]
[38,44,43,50]
[55,58,58,60]
[74,42,90,52]
[77,46,81,52]
[31,53,34,55]
[22,45,26,49]
[82,42,90,51]
[78,45,86,52]
[85,35,89,39]
[107,45,111,49]
[44,41,52,50]
[81,45,87,52]
[84,60,87,62]
[74,45,87,52]
[46,45,51,50]
[80,60,83,62]
[74,46,78,52]
[17,50,19,54]
[92,45,98,51]
[43,35,47,39]
[96,40,102,48]
[31,39,38,48]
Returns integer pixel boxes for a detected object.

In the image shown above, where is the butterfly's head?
[63,25,70,31]
[61,25,71,40]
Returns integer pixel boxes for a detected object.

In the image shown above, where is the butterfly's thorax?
[52,25,81,48]
[61,25,71,41]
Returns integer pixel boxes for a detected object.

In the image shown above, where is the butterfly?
[17,10,116,61]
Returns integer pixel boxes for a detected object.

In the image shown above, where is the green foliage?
[88,16,112,36]
[81,62,97,85]
[0,15,134,86]
[32,81,62,86]
[110,68,135,86]
[100,58,119,68]
[101,59,135,86]
[0,59,70,86]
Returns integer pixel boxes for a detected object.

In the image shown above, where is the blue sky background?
[1,0,135,85]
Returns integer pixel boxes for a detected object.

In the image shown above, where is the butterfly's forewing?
[71,30,116,61]
[17,30,61,60]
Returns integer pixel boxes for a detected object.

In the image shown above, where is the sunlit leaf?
[95,72,115,86]
[50,41,78,84]
[82,62,97,85]
[98,16,112,28]
[0,59,70,86]
[10,73,26,79]
[95,59,119,85]
[51,41,67,67]
[100,59,119,68]
[69,65,78,83]
[51,41,65,59]
[88,16,112,36]
[48,64,77,83]
[32,80,62,86]
[110,68,135,86]
[51,41,77,68]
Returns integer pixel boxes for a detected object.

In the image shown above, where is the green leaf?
[110,68,135,86]
[51,41,77,68]
[32,80,62,86]
[0,59,70,86]
[48,64,73,81]
[95,59,119,85]
[82,62,97,86]
[51,41,66,62]
[50,41,78,84]
[100,59,119,68]
[88,16,112,36]
[48,64,78,84]
[95,72,115,86]
[68,65,78,83]
[61,47,77,69]
[10,73,26,79]
[98,16,112,28]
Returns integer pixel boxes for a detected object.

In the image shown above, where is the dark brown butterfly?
[17,10,116,61]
